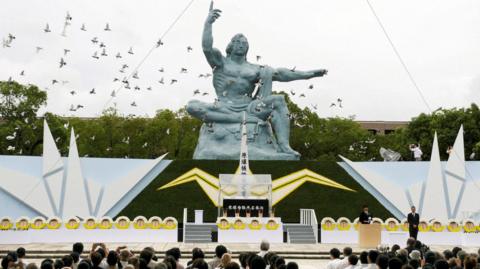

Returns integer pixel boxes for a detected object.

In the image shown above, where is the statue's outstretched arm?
[202,2,223,68]
[272,67,328,82]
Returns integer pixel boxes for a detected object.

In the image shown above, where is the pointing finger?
[209,1,214,11]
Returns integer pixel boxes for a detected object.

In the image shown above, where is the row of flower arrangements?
[0,216,178,230]
[320,217,480,232]
[216,217,280,230]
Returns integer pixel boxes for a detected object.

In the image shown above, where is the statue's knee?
[186,100,205,117]
[186,100,201,114]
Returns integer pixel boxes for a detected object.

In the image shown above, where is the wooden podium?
[358,223,381,248]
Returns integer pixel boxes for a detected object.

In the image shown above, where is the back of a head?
[16,247,26,259]
[107,250,119,266]
[260,240,270,252]
[267,254,278,268]
[391,245,401,253]
[434,260,449,269]
[128,257,139,269]
[348,255,359,266]
[464,256,478,269]
[78,261,92,269]
[408,259,420,269]
[424,251,436,265]
[401,265,414,269]
[163,256,176,269]
[375,254,389,269]
[221,253,232,267]
[2,253,17,269]
[54,259,64,269]
[368,250,379,264]
[41,259,54,269]
[73,243,84,254]
[285,262,298,269]
[359,251,368,264]
[140,249,154,264]
[238,253,248,269]
[120,250,131,262]
[70,252,80,264]
[192,248,204,261]
[250,256,266,269]
[62,254,74,268]
[215,245,228,259]
[451,247,462,258]
[343,247,353,257]
[330,248,341,259]
[90,252,103,268]
[166,248,181,261]
[26,263,38,269]
[406,238,416,247]
[388,257,403,269]
[457,251,467,262]
[224,262,240,269]
[273,257,285,269]
[191,259,208,269]
[442,250,453,260]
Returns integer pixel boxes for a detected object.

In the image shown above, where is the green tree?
[0,80,47,155]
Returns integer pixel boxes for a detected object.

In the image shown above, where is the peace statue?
[186,2,327,160]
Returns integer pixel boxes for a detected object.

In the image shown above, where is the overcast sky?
[1,0,479,121]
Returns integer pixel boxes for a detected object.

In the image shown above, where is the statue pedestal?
[193,122,299,160]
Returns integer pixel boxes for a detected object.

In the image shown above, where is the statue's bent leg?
[187,100,245,123]
[264,95,300,156]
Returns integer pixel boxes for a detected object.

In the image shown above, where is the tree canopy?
[0,80,478,161]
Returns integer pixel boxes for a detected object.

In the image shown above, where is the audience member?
[219,254,232,269]
[376,255,389,269]
[165,248,183,269]
[388,258,403,269]
[62,255,74,268]
[224,263,240,269]
[326,248,341,269]
[191,260,208,269]
[367,250,379,269]
[285,262,298,269]
[17,248,26,268]
[258,241,270,258]
[345,255,358,269]
[73,243,84,255]
[187,248,204,267]
[249,256,266,269]
[339,248,353,269]
[208,245,228,269]
[358,251,368,269]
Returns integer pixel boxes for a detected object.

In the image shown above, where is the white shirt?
[338,257,350,269]
[410,147,422,158]
[345,265,359,269]
[326,259,342,269]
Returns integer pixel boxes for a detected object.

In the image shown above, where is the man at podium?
[359,205,372,224]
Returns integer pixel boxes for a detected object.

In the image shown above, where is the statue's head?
[226,33,249,58]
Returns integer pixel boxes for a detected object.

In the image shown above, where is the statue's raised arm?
[202,1,224,68]
[272,68,328,82]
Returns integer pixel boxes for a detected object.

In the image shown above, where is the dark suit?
[407,212,420,239]
[359,211,372,224]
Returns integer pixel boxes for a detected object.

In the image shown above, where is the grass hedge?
[118,158,392,223]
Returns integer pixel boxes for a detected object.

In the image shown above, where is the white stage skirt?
[217,217,283,243]
[0,227,178,244]
[321,230,480,246]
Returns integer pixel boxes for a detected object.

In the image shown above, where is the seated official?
[359,205,372,224]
